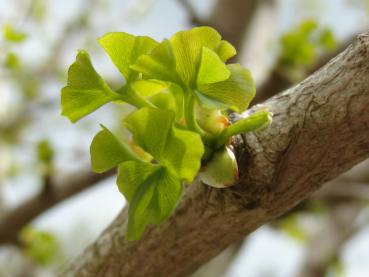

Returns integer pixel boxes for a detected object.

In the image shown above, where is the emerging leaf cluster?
[61,27,271,240]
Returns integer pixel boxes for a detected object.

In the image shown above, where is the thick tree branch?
[63,33,369,276]
[0,169,114,245]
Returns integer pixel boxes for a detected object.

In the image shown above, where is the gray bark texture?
[62,33,369,277]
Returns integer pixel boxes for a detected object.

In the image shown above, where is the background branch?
[0,169,114,245]
[298,202,363,277]
[253,36,355,105]
[177,0,205,26]
[209,0,269,50]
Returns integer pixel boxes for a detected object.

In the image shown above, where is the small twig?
[41,175,53,196]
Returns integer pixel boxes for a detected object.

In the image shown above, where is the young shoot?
[61,27,272,240]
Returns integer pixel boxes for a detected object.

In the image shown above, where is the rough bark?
[62,33,369,277]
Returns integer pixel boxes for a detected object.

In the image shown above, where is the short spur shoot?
[61,26,272,240]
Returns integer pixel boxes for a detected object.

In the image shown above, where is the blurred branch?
[252,35,355,105]
[177,0,205,26]
[209,0,274,51]
[298,202,363,277]
[273,175,369,226]
[180,0,276,65]
[193,243,242,277]
[0,169,114,245]
[271,176,369,276]
[0,186,4,211]
[316,180,369,202]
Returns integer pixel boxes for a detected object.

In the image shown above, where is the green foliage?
[61,50,121,122]
[118,162,183,240]
[278,20,337,79]
[279,215,307,243]
[99,32,158,81]
[3,23,27,43]
[317,28,337,51]
[32,0,47,22]
[61,26,272,240]
[21,227,63,266]
[4,52,20,69]
[90,126,139,173]
[197,64,255,112]
[37,140,54,165]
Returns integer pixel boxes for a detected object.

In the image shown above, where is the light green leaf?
[90,125,138,173]
[130,39,181,83]
[130,79,169,97]
[193,90,228,110]
[197,47,230,85]
[117,85,156,109]
[123,165,182,240]
[146,168,182,224]
[163,127,204,182]
[117,160,160,201]
[99,32,158,80]
[197,64,255,112]
[124,108,174,159]
[131,27,233,88]
[169,26,222,85]
[149,91,176,111]
[146,83,185,120]
[124,107,203,182]
[61,50,120,122]
[214,40,236,62]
